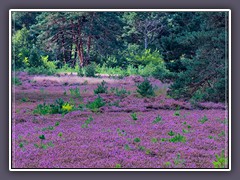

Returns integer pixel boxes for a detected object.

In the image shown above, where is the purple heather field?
[12,72,228,169]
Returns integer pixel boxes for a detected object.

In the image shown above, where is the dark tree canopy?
[12,11,229,103]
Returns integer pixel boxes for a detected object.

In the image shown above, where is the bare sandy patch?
[32,75,124,85]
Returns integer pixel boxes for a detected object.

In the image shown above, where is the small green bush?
[182,129,189,133]
[174,110,180,116]
[151,138,158,143]
[85,63,96,77]
[152,115,162,124]
[169,133,186,143]
[198,115,208,124]
[33,103,51,115]
[212,150,228,168]
[81,115,94,128]
[133,137,141,143]
[168,130,175,136]
[94,81,108,94]
[136,79,155,97]
[114,87,129,97]
[69,87,81,98]
[130,112,138,121]
[115,164,121,168]
[124,144,130,151]
[117,128,126,136]
[33,98,73,115]
[174,153,185,167]
[86,96,105,112]
[12,77,22,86]
[110,87,128,96]
[77,68,84,77]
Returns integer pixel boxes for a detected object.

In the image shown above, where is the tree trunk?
[74,46,77,60]
[144,24,148,50]
[77,19,84,67]
[86,12,95,65]
[61,31,66,64]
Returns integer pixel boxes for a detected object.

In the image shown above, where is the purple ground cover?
[12,72,228,169]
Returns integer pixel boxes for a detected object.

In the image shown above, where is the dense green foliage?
[137,79,155,97]
[94,81,108,94]
[86,96,106,112]
[12,11,228,102]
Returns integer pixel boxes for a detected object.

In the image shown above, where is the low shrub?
[108,100,120,107]
[86,96,105,112]
[85,63,96,77]
[151,138,158,143]
[26,55,57,75]
[133,137,141,143]
[94,81,108,94]
[198,115,208,124]
[115,164,121,168]
[12,77,22,86]
[136,78,155,97]
[27,66,56,75]
[110,87,130,97]
[168,130,175,136]
[130,112,138,121]
[33,98,74,115]
[169,133,186,143]
[77,68,84,77]
[137,63,156,77]
[152,115,162,124]
[81,116,94,128]
[152,64,174,83]
[69,87,81,98]
[212,150,228,168]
